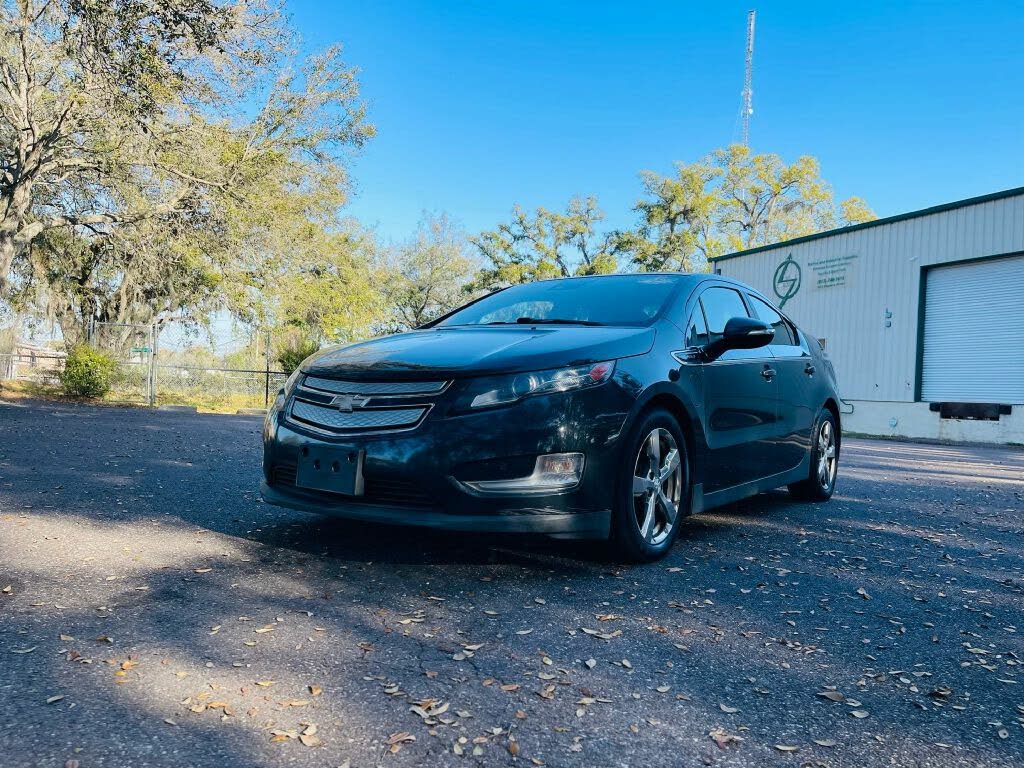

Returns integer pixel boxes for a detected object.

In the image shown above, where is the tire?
[788,408,839,501]
[610,408,689,562]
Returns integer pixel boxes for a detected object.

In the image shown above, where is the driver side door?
[696,286,781,492]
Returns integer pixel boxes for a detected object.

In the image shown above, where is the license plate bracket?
[295,446,365,496]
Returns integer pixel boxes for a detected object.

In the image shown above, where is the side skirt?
[700,458,810,513]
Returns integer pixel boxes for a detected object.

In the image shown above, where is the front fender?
[613,356,708,493]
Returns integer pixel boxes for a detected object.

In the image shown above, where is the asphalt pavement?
[1,399,1022,768]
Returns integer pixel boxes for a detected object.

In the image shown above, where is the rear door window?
[748,294,799,347]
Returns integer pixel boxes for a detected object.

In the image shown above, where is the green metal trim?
[913,265,928,402]
[710,186,1024,262]
[917,248,1024,271]
[913,249,1024,402]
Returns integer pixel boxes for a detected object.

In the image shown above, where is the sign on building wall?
[772,252,859,307]
[772,255,802,308]
[807,253,859,290]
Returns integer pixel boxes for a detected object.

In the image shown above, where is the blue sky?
[288,0,1024,243]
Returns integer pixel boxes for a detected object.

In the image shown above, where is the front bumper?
[260,481,610,537]
[260,376,634,539]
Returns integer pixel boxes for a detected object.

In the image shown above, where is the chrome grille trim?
[290,400,428,433]
[302,376,449,396]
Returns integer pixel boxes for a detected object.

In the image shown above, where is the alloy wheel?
[631,428,684,546]
[817,419,838,490]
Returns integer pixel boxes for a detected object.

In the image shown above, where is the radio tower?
[740,10,756,146]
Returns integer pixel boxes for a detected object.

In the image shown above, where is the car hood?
[302,326,656,380]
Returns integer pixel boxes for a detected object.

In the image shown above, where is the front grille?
[363,476,434,507]
[270,462,433,508]
[290,400,427,433]
[302,377,448,396]
[285,375,449,435]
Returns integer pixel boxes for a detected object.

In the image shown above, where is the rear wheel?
[788,408,838,501]
[611,409,689,562]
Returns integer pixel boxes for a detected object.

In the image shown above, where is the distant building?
[711,187,1024,444]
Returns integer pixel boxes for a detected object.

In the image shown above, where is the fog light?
[458,453,585,496]
[535,453,583,482]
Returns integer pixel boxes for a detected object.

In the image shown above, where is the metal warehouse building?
[711,187,1024,444]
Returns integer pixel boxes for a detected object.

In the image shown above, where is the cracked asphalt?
[1,398,1023,768]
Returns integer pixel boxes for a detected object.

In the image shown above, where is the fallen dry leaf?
[299,724,322,747]
[387,732,415,754]
[709,727,742,749]
[581,627,622,641]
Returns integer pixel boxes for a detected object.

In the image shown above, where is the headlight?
[265,368,303,431]
[282,367,303,397]
[453,361,615,411]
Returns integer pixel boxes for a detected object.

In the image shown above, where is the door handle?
[804,363,816,376]
[761,367,776,380]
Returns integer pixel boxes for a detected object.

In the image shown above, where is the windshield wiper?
[514,317,606,326]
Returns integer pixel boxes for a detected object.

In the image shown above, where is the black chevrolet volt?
[261,273,841,561]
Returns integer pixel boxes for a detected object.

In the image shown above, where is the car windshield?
[434,275,685,328]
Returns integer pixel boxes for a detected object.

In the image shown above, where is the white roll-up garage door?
[920,253,1024,403]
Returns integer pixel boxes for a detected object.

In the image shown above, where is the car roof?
[523,272,696,285]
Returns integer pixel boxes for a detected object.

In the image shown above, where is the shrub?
[277,339,320,375]
[60,346,119,399]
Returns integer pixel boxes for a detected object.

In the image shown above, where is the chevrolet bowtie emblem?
[331,394,369,412]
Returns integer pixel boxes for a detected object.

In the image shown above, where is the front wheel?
[610,409,689,562]
[788,409,839,501]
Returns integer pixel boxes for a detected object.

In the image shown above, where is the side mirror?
[704,316,774,360]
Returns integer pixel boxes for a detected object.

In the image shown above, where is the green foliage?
[2,2,374,348]
[615,145,878,272]
[380,213,478,331]
[609,161,724,272]
[277,340,320,375]
[478,146,878,282]
[60,346,119,399]
[271,226,385,344]
[471,197,616,291]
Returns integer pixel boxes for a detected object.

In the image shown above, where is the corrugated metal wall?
[713,193,1024,403]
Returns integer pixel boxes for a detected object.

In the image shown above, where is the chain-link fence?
[1,315,288,411]
[90,321,155,404]
[0,351,64,386]
[154,364,288,410]
[149,321,286,410]
[0,312,65,389]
